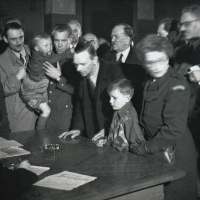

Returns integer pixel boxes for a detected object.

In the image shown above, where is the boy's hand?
[92,129,105,141]
[16,66,26,80]
[58,130,81,139]
[43,61,61,80]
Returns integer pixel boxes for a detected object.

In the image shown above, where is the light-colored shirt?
[87,62,100,88]
[116,46,130,63]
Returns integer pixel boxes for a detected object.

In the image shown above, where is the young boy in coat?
[93,79,145,151]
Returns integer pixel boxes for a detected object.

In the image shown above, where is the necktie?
[20,53,25,65]
[116,53,123,64]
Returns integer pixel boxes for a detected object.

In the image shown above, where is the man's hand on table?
[58,130,81,139]
[16,160,31,170]
[43,61,61,80]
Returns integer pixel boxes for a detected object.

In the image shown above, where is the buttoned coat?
[0,46,37,132]
[46,58,80,131]
[71,58,123,138]
[140,67,197,199]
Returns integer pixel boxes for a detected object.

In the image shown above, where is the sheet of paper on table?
[34,171,97,191]
[0,136,8,142]
[0,140,23,149]
[0,147,30,159]
[30,165,50,176]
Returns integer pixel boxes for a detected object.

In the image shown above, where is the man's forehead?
[7,28,24,37]
[69,23,79,30]
[54,31,70,39]
[181,12,197,22]
[74,51,90,61]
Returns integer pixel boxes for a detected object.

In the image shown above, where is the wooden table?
[6,129,185,200]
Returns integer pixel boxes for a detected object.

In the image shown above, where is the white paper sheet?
[0,147,30,158]
[0,140,23,149]
[34,171,97,191]
[30,165,50,176]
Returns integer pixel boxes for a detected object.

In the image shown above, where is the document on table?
[30,165,50,176]
[34,171,97,191]
[0,147,30,159]
[0,140,23,149]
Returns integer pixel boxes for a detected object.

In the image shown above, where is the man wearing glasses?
[175,5,200,170]
[103,23,146,115]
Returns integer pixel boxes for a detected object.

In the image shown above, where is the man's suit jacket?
[71,58,123,138]
[0,46,37,132]
[103,46,146,115]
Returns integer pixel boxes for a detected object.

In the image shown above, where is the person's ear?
[34,46,39,51]
[93,56,98,64]
[126,94,131,102]
[3,36,8,43]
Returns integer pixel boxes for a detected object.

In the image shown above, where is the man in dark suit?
[103,23,146,114]
[174,5,200,144]
[59,41,122,139]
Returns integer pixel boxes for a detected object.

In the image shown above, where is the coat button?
[49,100,51,102]
[62,84,64,86]
[49,91,52,93]
[66,105,68,107]
[50,82,53,84]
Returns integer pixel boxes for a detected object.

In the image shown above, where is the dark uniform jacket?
[71,58,123,138]
[0,163,38,200]
[103,46,146,115]
[140,67,197,199]
[46,58,80,131]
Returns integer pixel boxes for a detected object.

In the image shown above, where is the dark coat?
[103,47,146,115]
[46,58,80,131]
[140,67,197,199]
[0,163,38,200]
[71,58,123,138]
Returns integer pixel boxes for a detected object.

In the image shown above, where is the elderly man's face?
[111,26,129,52]
[4,28,24,53]
[180,12,200,40]
[143,51,169,78]
[73,51,96,77]
[53,31,71,54]
[68,23,81,46]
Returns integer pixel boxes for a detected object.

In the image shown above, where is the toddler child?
[21,32,72,129]
[93,79,145,151]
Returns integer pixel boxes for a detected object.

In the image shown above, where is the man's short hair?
[2,22,23,38]
[67,20,81,32]
[136,34,174,61]
[107,79,134,98]
[52,24,72,38]
[115,23,134,41]
[5,18,21,25]
[181,5,200,18]
[31,32,51,47]
[75,40,96,58]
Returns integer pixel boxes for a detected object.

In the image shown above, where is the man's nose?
[58,41,62,47]
[76,65,82,72]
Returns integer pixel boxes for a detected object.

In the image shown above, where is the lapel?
[125,47,141,65]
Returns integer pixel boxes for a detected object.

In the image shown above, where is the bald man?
[82,33,99,50]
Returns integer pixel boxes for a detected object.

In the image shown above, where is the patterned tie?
[20,53,25,65]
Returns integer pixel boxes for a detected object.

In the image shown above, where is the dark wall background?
[0,0,200,43]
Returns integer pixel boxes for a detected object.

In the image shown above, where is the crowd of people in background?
[0,4,200,200]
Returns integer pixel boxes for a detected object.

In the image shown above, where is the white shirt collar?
[116,46,130,63]
[12,47,26,59]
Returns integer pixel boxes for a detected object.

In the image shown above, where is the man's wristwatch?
[56,75,61,82]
